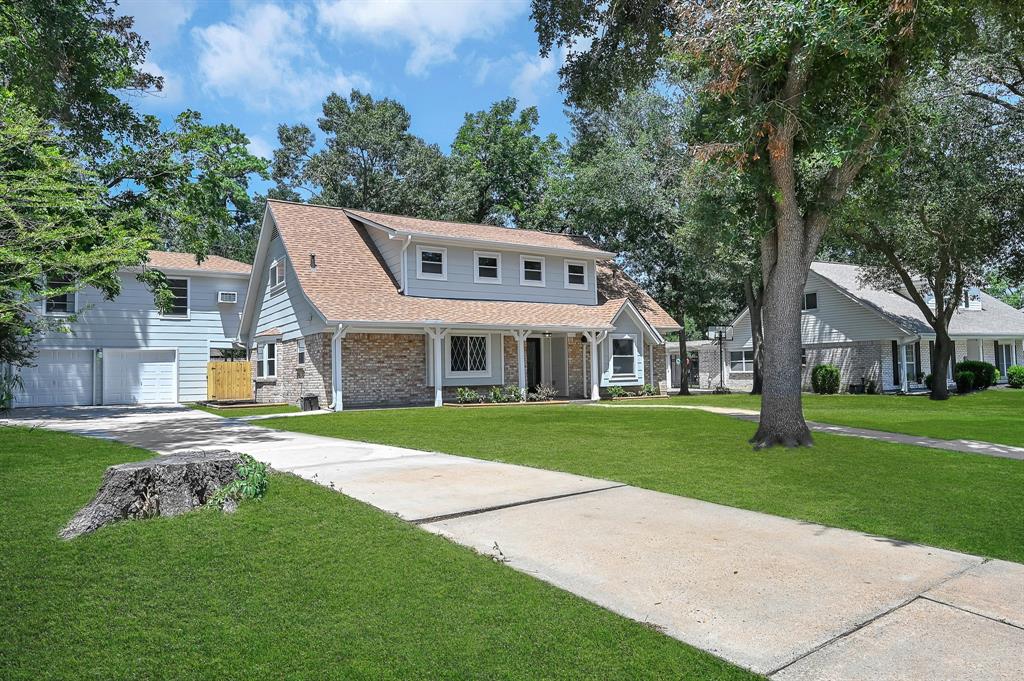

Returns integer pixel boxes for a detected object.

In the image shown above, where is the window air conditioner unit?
[218,291,238,304]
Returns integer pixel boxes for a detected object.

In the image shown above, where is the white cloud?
[474,49,561,106]
[118,0,197,48]
[316,0,527,76]
[140,59,184,104]
[192,3,370,111]
[247,134,275,160]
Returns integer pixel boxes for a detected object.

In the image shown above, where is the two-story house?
[239,200,680,409]
[700,261,1024,393]
[10,251,250,407]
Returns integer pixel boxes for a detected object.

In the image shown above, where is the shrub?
[866,379,879,395]
[0,374,19,414]
[606,385,628,399]
[455,387,482,404]
[1007,365,1024,388]
[500,385,524,403]
[208,454,269,509]
[811,364,841,395]
[994,369,1001,384]
[955,371,975,394]
[488,385,504,403]
[954,360,997,390]
[640,384,658,396]
[527,384,558,401]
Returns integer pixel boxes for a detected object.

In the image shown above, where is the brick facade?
[567,334,586,398]
[253,332,331,406]
[343,333,432,407]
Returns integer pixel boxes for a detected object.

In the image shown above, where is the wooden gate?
[207,361,253,401]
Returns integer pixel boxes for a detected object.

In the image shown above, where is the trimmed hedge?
[955,371,975,394]
[1008,365,1024,389]
[954,360,997,391]
[811,364,841,395]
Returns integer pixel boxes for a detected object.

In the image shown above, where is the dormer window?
[802,292,818,311]
[474,251,501,284]
[269,260,286,294]
[564,260,587,290]
[417,246,447,281]
[520,256,545,287]
[961,287,982,310]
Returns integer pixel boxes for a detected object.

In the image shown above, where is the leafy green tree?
[449,98,562,228]
[839,81,1023,400]
[271,90,451,217]
[0,0,161,152]
[560,89,739,394]
[533,0,1021,447]
[984,270,1023,310]
[0,92,161,367]
[99,111,269,262]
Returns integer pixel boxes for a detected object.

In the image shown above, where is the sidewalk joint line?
[918,595,1024,632]
[410,484,626,525]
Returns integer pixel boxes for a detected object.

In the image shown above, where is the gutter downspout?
[330,324,346,411]
[398,235,412,293]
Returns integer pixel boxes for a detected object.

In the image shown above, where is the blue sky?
[118,0,574,167]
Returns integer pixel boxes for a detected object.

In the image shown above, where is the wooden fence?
[207,361,253,401]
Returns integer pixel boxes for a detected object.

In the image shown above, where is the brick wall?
[342,333,432,407]
[651,343,668,394]
[502,335,518,385]
[253,333,331,406]
[567,334,586,398]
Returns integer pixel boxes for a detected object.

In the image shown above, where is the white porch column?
[1013,340,1018,367]
[900,343,909,393]
[509,329,530,400]
[583,330,608,401]
[978,339,984,361]
[664,342,672,390]
[331,325,346,412]
[425,327,447,407]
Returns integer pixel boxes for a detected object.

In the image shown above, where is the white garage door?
[12,349,95,407]
[102,349,177,405]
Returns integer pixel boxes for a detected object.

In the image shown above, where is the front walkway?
[6,406,1023,679]
[592,403,1024,461]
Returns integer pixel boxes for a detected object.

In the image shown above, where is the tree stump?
[61,450,243,539]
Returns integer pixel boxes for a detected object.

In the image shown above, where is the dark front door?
[526,337,542,392]
[688,352,700,386]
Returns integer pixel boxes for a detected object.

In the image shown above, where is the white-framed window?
[417,246,447,281]
[520,255,545,286]
[44,275,76,315]
[564,260,587,290]
[256,342,276,378]
[297,338,306,365]
[730,350,755,372]
[162,278,190,318]
[268,260,286,294]
[611,336,636,376]
[802,292,818,311]
[446,334,489,376]
[801,348,807,367]
[473,251,502,284]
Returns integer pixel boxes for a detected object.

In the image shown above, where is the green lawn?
[262,405,1024,564]
[0,426,755,681]
[650,389,1024,447]
[189,402,301,418]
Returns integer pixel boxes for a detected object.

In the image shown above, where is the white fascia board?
[610,300,665,344]
[325,319,615,333]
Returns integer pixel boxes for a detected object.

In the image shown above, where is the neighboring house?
[665,339,713,390]
[9,251,250,407]
[239,200,680,410]
[704,261,1024,393]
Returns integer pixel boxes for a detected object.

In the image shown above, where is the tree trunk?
[745,275,764,396]
[750,232,813,448]
[677,313,691,396]
[930,329,954,401]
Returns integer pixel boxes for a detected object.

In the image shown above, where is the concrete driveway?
[7,405,1023,679]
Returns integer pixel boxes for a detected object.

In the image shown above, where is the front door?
[526,337,542,392]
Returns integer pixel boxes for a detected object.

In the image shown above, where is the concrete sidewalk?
[592,403,1024,461]
[6,405,1023,679]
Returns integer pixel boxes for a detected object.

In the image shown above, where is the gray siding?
[254,236,323,342]
[366,226,404,284]
[404,242,598,305]
[599,312,646,387]
[31,271,246,402]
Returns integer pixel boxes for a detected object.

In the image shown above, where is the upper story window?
[611,337,636,375]
[802,292,818,311]
[730,350,755,372]
[44,275,75,315]
[269,260,286,294]
[564,260,587,290]
[520,256,545,287]
[417,246,447,281]
[163,278,189,318]
[961,287,982,310]
[447,335,488,376]
[474,251,501,284]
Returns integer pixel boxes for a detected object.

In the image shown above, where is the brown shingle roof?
[147,250,251,275]
[266,200,679,331]
[345,208,613,256]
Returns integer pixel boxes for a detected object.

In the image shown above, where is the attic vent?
[310,253,317,270]
[271,226,280,241]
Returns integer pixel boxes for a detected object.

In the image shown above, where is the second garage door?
[102,349,177,405]
[12,349,95,407]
